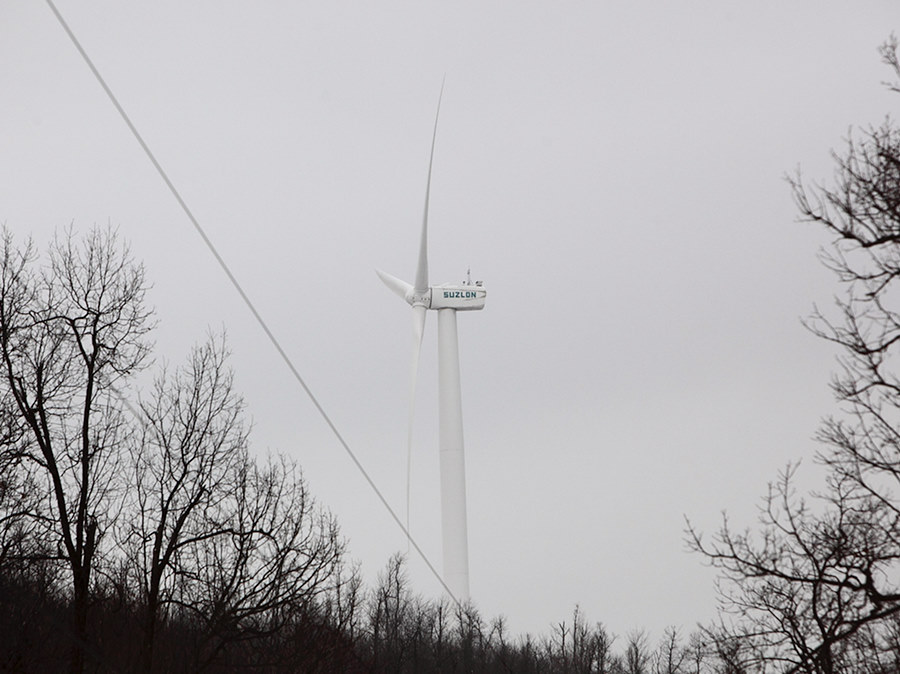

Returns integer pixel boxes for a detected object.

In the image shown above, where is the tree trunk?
[140,603,157,674]
[69,572,88,674]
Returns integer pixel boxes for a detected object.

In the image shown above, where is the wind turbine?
[376,93,486,602]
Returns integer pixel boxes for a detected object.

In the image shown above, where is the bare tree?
[682,632,709,674]
[487,614,512,671]
[0,227,152,672]
[688,37,900,674]
[454,598,485,671]
[119,333,248,672]
[546,605,615,674]
[429,594,453,669]
[321,558,365,649]
[551,617,571,672]
[368,553,412,671]
[0,391,43,577]
[624,630,651,674]
[687,464,897,673]
[172,451,344,670]
[654,627,687,674]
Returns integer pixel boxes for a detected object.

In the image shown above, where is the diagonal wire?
[43,0,460,606]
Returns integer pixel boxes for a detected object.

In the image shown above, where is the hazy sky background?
[2,0,899,640]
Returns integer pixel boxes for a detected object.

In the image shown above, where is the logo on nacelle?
[443,290,480,299]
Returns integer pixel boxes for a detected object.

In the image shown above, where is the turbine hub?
[407,289,432,308]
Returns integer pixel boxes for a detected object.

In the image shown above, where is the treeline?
[0,545,731,673]
[0,226,731,673]
[0,224,350,672]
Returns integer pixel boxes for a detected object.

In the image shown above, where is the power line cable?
[43,0,460,606]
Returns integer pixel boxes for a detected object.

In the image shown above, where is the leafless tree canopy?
[687,36,900,674]
[0,228,346,672]
[0,226,152,673]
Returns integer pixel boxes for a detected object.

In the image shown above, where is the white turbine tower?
[376,94,486,602]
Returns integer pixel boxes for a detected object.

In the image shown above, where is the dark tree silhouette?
[688,37,900,674]
[172,452,344,671]
[119,333,248,672]
[0,227,152,673]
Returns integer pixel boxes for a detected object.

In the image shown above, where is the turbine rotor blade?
[376,269,413,302]
[406,304,427,546]
[414,82,444,295]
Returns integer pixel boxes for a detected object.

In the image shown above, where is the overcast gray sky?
[3,0,898,640]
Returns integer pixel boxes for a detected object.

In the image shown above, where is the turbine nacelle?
[430,282,486,311]
[376,269,486,311]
